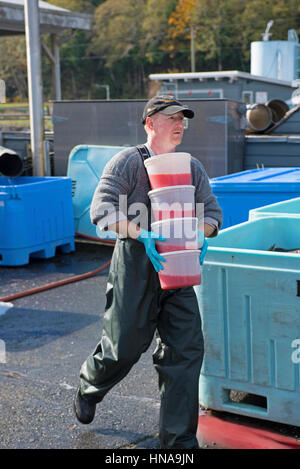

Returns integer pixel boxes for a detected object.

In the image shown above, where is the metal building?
[149,70,297,105]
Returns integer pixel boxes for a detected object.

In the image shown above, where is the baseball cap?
[142,95,194,124]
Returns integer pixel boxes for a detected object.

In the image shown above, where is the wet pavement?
[0,242,161,450]
[2,241,300,452]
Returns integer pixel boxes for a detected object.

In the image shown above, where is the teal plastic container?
[210,167,300,228]
[195,216,300,426]
[67,145,126,240]
[0,176,75,266]
[249,196,300,221]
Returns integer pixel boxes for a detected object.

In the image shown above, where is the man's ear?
[146,116,154,129]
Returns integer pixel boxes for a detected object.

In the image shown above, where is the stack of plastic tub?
[194,215,300,427]
[144,152,202,290]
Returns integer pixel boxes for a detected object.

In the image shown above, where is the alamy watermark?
[291,339,300,364]
[96,196,205,239]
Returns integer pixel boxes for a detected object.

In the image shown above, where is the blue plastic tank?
[67,144,127,240]
[210,167,300,228]
[0,176,75,266]
[195,215,300,426]
[249,196,300,221]
[251,39,299,82]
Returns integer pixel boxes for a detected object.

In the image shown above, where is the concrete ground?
[0,242,161,450]
[1,241,300,452]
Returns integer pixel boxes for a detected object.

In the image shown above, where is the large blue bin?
[0,176,75,266]
[210,167,300,228]
[249,196,300,221]
[195,216,300,426]
[67,145,126,240]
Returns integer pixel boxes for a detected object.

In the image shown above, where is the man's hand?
[198,229,204,248]
[200,238,208,265]
[198,230,208,265]
[138,229,166,272]
[198,223,215,265]
[204,222,215,238]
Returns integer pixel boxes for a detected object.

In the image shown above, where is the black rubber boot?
[73,385,96,424]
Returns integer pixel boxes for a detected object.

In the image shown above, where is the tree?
[44,1,105,99]
[90,0,149,97]
[141,0,178,63]
[0,37,28,100]
[193,0,247,71]
[162,0,197,71]
[164,0,247,72]
[167,0,196,39]
[91,0,146,67]
[240,0,300,66]
[3,0,300,101]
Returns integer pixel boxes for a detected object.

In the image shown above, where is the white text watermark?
[95,196,204,238]
[291,339,300,364]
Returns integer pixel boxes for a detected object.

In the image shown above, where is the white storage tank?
[251,29,300,82]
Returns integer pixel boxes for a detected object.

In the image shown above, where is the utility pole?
[24,0,45,176]
[190,26,196,73]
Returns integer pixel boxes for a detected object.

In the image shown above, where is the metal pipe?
[0,146,24,177]
[24,0,45,176]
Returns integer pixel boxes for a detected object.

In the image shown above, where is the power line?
[58,44,253,62]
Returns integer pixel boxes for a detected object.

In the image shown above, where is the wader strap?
[136,145,152,222]
[136,145,151,162]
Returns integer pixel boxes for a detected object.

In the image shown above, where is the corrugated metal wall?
[52,99,245,178]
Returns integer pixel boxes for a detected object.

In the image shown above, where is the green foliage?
[240,0,300,64]
[0,36,28,100]
[2,0,300,101]
[91,0,146,67]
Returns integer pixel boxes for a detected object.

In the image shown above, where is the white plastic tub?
[148,185,195,221]
[144,152,191,189]
[158,249,201,290]
[151,217,198,253]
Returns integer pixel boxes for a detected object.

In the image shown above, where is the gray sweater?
[90,145,223,236]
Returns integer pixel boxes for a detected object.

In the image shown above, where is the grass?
[0,102,53,131]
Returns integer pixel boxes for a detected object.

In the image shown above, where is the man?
[73,96,222,449]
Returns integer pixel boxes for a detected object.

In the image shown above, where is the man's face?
[149,111,185,148]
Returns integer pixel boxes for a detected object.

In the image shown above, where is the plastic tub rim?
[162,249,200,258]
[208,246,300,258]
[144,152,191,167]
[148,184,195,196]
[151,216,198,229]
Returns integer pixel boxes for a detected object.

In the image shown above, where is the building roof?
[2,0,68,10]
[149,70,297,88]
[0,0,91,35]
